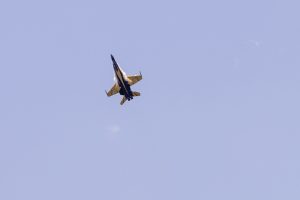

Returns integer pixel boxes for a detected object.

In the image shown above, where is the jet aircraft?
[106,55,142,105]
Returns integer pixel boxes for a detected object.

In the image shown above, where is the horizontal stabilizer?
[132,91,140,96]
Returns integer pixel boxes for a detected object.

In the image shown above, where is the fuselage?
[111,55,133,100]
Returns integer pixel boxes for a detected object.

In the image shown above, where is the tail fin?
[132,91,141,96]
[120,96,127,105]
[120,92,140,105]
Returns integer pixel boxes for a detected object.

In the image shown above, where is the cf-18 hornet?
[106,55,142,105]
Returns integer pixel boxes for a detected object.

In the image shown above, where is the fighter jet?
[106,55,142,105]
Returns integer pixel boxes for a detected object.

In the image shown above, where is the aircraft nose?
[111,54,118,67]
[111,54,116,63]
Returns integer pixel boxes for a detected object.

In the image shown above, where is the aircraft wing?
[127,72,142,86]
[106,83,120,97]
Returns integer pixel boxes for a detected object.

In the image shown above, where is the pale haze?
[1,0,300,199]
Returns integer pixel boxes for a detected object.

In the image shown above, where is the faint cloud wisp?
[249,40,261,47]
[107,124,121,134]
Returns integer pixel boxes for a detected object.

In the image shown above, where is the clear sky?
[0,0,300,199]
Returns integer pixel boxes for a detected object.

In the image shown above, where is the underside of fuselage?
[115,70,133,101]
[118,83,133,100]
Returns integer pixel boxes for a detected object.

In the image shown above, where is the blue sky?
[0,0,300,199]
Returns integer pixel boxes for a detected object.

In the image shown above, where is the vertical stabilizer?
[120,96,127,105]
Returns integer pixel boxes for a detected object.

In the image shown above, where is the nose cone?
[111,54,116,64]
[111,54,118,70]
